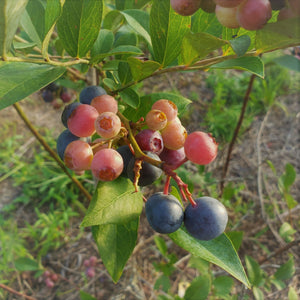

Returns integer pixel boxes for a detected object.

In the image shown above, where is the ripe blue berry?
[145,192,184,234]
[184,197,228,241]
[116,145,134,177]
[61,102,81,127]
[79,86,107,105]
[127,152,162,186]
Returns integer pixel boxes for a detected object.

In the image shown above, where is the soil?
[0,71,299,300]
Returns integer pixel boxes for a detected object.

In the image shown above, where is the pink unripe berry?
[161,119,187,150]
[86,267,95,278]
[95,112,121,139]
[45,278,55,288]
[213,0,244,7]
[91,148,123,181]
[152,99,178,121]
[50,274,58,282]
[67,104,99,137]
[184,131,218,165]
[83,259,90,267]
[237,0,272,31]
[215,5,239,28]
[145,109,167,131]
[91,95,118,114]
[89,256,98,266]
[64,140,93,171]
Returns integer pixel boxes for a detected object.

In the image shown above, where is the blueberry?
[79,86,107,105]
[184,197,228,241]
[127,152,162,186]
[145,192,183,234]
[42,89,54,103]
[56,129,80,160]
[116,145,134,177]
[61,102,81,127]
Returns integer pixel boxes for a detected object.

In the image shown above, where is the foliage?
[0,0,299,297]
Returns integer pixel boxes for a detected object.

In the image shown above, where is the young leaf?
[120,10,151,46]
[210,56,264,78]
[150,0,190,67]
[191,9,222,37]
[0,0,29,58]
[273,257,295,281]
[245,255,264,287]
[181,32,228,65]
[57,0,103,58]
[92,217,139,283]
[184,275,211,300]
[253,286,264,300]
[169,229,250,288]
[0,62,66,110]
[79,291,97,300]
[127,57,160,81]
[154,236,168,256]
[20,0,46,48]
[213,276,234,298]
[288,287,298,300]
[229,35,251,57]
[256,18,300,53]
[279,163,296,190]
[279,222,296,243]
[42,0,66,59]
[14,257,40,271]
[81,177,143,227]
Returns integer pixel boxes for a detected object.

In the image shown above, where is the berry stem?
[164,176,171,195]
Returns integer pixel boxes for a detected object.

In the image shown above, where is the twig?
[258,238,300,264]
[0,283,37,300]
[13,103,92,202]
[219,74,256,196]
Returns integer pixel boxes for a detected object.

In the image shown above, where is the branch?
[13,103,92,202]
[219,74,256,196]
[0,283,37,300]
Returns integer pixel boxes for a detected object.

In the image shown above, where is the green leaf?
[210,56,264,78]
[213,276,234,298]
[184,275,211,300]
[0,0,29,57]
[274,257,295,281]
[42,0,65,59]
[256,18,300,53]
[102,10,124,31]
[90,45,143,64]
[226,231,244,251]
[92,217,139,282]
[121,10,151,46]
[57,0,103,58]
[279,222,296,243]
[279,163,296,190]
[91,29,114,58]
[81,177,143,227]
[20,0,45,48]
[285,194,298,210]
[154,274,171,292]
[245,255,264,287]
[118,61,133,85]
[119,87,140,109]
[116,0,150,10]
[150,0,190,67]
[229,35,251,57]
[0,62,66,110]
[79,291,97,300]
[168,229,250,288]
[14,257,40,271]
[127,57,160,81]
[154,236,168,256]
[273,55,300,72]
[124,92,192,122]
[191,9,222,37]
[288,287,299,300]
[181,32,228,65]
[253,286,264,300]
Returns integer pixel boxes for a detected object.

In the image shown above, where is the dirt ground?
[0,70,299,300]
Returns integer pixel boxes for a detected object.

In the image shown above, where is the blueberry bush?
[0,0,299,298]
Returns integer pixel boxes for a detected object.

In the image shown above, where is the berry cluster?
[171,0,299,30]
[43,270,59,288]
[83,256,98,279]
[41,82,74,109]
[56,85,227,241]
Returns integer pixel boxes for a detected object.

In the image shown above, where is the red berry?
[135,129,164,155]
[91,148,123,181]
[67,104,99,137]
[184,131,218,165]
[159,147,186,170]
